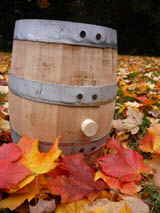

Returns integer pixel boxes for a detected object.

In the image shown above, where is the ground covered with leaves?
[0,53,160,212]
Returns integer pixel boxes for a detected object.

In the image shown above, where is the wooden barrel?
[9,20,117,154]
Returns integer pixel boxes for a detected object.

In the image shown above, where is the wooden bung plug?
[81,119,98,137]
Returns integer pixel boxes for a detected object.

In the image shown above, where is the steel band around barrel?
[8,74,117,106]
[14,20,117,48]
[11,129,108,155]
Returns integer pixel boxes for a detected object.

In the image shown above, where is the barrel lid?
[14,19,117,48]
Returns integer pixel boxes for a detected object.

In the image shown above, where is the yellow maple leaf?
[1,176,47,210]
[118,203,132,213]
[18,136,62,175]
[9,175,35,193]
[0,192,34,210]
[95,171,104,181]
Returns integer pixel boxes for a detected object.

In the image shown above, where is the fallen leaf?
[98,138,150,179]
[136,96,155,106]
[139,133,154,153]
[0,175,45,210]
[87,209,108,213]
[18,136,62,175]
[85,197,149,213]
[96,139,150,194]
[0,192,36,210]
[47,154,105,203]
[0,118,9,131]
[0,86,8,94]
[0,160,31,190]
[146,159,160,186]
[95,171,120,191]
[95,171,140,195]
[12,175,46,197]
[0,105,9,120]
[55,200,90,213]
[9,175,36,193]
[118,203,132,213]
[139,123,160,154]
[29,199,56,213]
[0,143,22,162]
[112,107,143,134]
[122,197,149,213]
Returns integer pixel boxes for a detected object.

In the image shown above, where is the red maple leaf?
[0,160,31,190]
[0,143,22,162]
[98,138,149,181]
[47,154,105,203]
[96,138,150,194]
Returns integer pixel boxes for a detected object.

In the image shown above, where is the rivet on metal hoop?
[77,93,83,100]
[80,31,86,38]
[96,33,102,40]
[92,94,98,100]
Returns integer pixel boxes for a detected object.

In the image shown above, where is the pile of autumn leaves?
[0,54,160,212]
[0,133,153,212]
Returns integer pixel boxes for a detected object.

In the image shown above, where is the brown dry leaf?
[85,197,149,213]
[147,159,160,186]
[29,199,56,213]
[55,197,149,213]
[0,118,9,131]
[112,107,143,134]
[0,86,8,94]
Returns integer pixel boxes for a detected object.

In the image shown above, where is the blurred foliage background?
[0,0,160,56]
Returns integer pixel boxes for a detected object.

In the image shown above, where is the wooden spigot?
[81,119,98,137]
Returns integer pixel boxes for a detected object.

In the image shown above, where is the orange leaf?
[139,124,160,154]
[120,182,140,195]
[139,133,154,153]
[95,171,139,195]
[95,171,120,190]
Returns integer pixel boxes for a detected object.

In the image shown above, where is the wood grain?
[9,40,117,144]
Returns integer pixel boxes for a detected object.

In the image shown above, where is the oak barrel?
[9,20,117,154]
